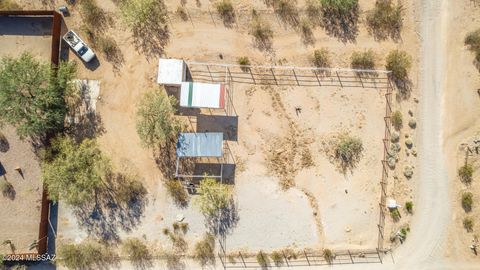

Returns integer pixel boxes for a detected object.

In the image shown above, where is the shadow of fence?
[186,62,391,89]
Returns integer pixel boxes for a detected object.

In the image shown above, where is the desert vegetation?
[165,179,189,207]
[136,87,183,148]
[270,250,284,266]
[366,0,403,41]
[350,50,376,70]
[57,241,119,270]
[192,233,216,267]
[405,201,413,214]
[256,251,270,269]
[461,192,473,212]
[122,238,153,270]
[465,29,480,65]
[312,48,331,68]
[41,137,109,206]
[0,0,20,10]
[323,248,334,264]
[215,0,235,26]
[391,110,403,130]
[323,132,364,173]
[119,0,170,56]
[386,50,412,94]
[458,163,474,184]
[237,56,251,72]
[249,10,274,50]
[0,53,77,139]
[463,217,474,232]
[321,0,359,42]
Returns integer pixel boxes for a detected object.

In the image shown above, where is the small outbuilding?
[179,82,225,109]
[157,58,186,86]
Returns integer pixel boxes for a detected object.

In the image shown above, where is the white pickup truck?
[63,30,96,63]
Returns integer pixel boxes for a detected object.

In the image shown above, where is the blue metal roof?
[176,133,223,157]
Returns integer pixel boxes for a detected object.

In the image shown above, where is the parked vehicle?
[63,30,95,62]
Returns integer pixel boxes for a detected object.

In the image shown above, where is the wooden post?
[282,251,290,267]
[271,68,278,85]
[348,250,354,263]
[314,70,322,86]
[239,252,247,268]
[304,250,311,266]
[206,65,215,82]
[336,71,343,88]
[376,248,383,264]
[292,68,300,86]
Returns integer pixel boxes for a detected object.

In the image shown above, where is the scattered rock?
[405,133,409,138]
[345,227,351,233]
[391,131,400,143]
[412,148,417,156]
[408,109,413,116]
[413,97,419,103]
[405,139,413,149]
[404,166,413,178]
[408,118,417,129]
[388,157,396,168]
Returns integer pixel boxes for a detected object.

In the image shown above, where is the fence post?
[336,71,343,88]
[348,250,354,264]
[249,68,257,84]
[292,68,300,86]
[218,252,226,270]
[282,251,290,267]
[304,250,311,266]
[313,70,322,86]
[206,65,215,82]
[239,252,247,268]
[376,248,383,264]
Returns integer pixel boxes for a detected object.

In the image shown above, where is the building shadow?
[196,115,238,141]
[192,163,236,184]
[0,17,52,36]
[47,201,58,255]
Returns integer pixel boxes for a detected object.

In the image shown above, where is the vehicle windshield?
[78,45,88,56]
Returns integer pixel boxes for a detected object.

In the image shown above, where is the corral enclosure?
[186,64,388,250]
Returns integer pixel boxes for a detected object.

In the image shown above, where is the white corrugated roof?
[157,58,186,85]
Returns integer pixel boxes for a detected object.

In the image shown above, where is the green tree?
[194,178,232,217]
[42,137,110,206]
[321,0,358,15]
[256,251,269,269]
[458,164,474,184]
[366,0,403,40]
[351,50,376,70]
[0,53,77,138]
[312,48,331,68]
[391,110,403,130]
[136,87,183,148]
[462,192,473,212]
[57,242,118,270]
[386,50,411,82]
[333,133,363,172]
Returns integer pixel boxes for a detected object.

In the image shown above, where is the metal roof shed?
[179,82,225,109]
[157,58,186,86]
[175,132,224,179]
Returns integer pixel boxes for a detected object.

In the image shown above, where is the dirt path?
[390,0,450,268]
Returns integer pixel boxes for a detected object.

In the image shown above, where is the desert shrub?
[0,53,77,138]
[165,180,189,207]
[122,238,153,270]
[227,253,237,264]
[216,0,235,25]
[271,0,299,26]
[323,248,334,264]
[57,242,118,270]
[305,0,322,22]
[180,222,189,234]
[79,0,110,32]
[391,110,403,130]
[458,164,474,184]
[237,56,251,72]
[136,87,183,148]
[249,11,274,50]
[321,0,358,15]
[299,17,314,44]
[270,251,284,266]
[42,137,110,206]
[165,252,184,270]
[282,248,297,259]
[462,192,474,212]
[465,29,480,62]
[351,50,376,70]
[256,251,269,268]
[463,217,474,232]
[192,233,215,267]
[405,201,413,213]
[386,50,411,82]
[176,5,188,21]
[320,0,359,42]
[312,48,330,68]
[332,133,363,173]
[390,208,401,222]
[0,0,21,10]
[0,178,14,199]
[366,0,403,40]
[194,178,232,217]
[120,0,169,56]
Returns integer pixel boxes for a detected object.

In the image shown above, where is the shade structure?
[157,58,186,86]
[180,82,225,109]
[176,133,223,158]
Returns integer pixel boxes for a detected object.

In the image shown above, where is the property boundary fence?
[185,62,394,268]
[0,10,62,259]
[186,62,392,89]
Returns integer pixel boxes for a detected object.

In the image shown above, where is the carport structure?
[175,132,230,181]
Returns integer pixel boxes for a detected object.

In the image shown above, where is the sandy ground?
[0,127,43,255]
[13,0,419,257]
[0,18,53,255]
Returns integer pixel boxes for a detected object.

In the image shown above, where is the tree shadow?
[393,77,413,101]
[0,133,9,152]
[205,198,239,236]
[73,172,148,242]
[321,6,359,43]
[1,175,16,200]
